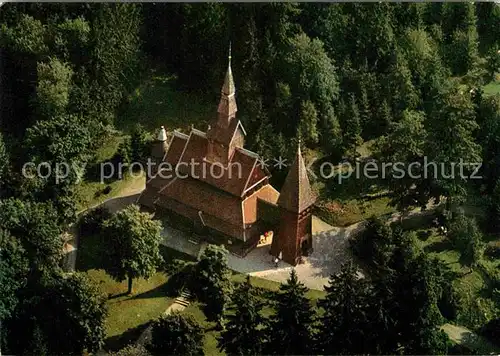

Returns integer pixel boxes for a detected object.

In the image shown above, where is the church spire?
[217,43,237,125]
[277,142,316,213]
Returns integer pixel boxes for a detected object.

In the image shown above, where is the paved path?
[160,206,437,291]
[160,216,356,290]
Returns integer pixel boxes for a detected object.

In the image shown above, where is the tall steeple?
[277,141,316,213]
[217,43,237,127]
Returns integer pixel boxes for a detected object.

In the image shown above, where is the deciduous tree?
[102,204,164,294]
[6,272,107,355]
[150,312,204,356]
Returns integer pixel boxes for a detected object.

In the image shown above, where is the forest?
[0,2,500,355]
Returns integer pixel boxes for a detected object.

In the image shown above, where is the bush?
[164,260,195,297]
[78,206,112,237]
[350,216,394,268]
[109,344,151,356]
[480,318,500,347]
[150,313,204,356]
[484,241,500,259]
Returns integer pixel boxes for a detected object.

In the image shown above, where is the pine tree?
[358,83,370,135]
[488,180,500,233]
[392,254,449,355]
[386,49,419,118]
[193,244,233,326]
[318,262,374,355]
[218,276,265,355]
[298,100,319,145]
[266,269,315,355]
[343,94,363,159]
[0,132,9,190]
[378,99,393,132]
[448,213,484,272]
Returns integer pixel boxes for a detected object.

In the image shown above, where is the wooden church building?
[138,52,316,266]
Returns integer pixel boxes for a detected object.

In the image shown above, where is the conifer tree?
[318,262,373,355]
[218,276,265,355]
[193,244,233,326]
[343,94,363,159]
[266,269,315,355]
[0,132,9,191]
[358,83,371,135]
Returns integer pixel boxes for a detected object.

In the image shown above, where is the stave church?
[138,51,316,266]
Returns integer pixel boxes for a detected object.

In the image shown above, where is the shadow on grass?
[104,321,151,353]
[109,291,130,300]
[131,280,175,300]
[424,239,454,254]
[75,234,105,272]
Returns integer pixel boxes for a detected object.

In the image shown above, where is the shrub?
[78,206,112,237]
[350,216,394,268]
[484,240,500,259]
[109,344,151,356]
[480,318,500,347]
[150,313,204,356]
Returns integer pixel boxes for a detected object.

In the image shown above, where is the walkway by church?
[161,216,360,291]
[161,205,437,291]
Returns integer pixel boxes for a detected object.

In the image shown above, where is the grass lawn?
[116,72,213,133]
[316,196,396,227]
[483,77,500,97]
[413,227,499,329]
[76,232,196,351]
[74,172,145,213]
[74,131,146,213]
[85,269,174,351]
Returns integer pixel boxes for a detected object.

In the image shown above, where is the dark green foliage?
[35,57,73,120]
[0,132,9,191]
[130,124,152,164]
[318,262,376,355]
[351,216,394,269]
[481,317,500,347]
[109,344,152,356]
[0,229,28,320]
[266,269,315,355]
[218,276,265,355]
[102,205,164,294]
[448,213,484,270]
[78,205,112,237]
[6,272,108,355]
[342,93,362,158]
[90,4,142,112]
[150,312,204,356]
[192,244,232,323]
[478,97,500,192]
[0,198,63,273]
[24,113,94,224]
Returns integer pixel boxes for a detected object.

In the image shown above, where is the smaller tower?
[206,44,244,165]
[271,142,316,265]
[217,42,237,127]
[150,126,168,178]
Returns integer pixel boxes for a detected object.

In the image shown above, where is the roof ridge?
[236,146,259,159]
[173,130,189,139]
[191,128,207,137]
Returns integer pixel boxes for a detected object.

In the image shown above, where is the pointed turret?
[217,44,237,126]
[277,142,316,213]
[151,126,168,165]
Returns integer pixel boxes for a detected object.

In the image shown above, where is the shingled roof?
[277,144,316,213]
